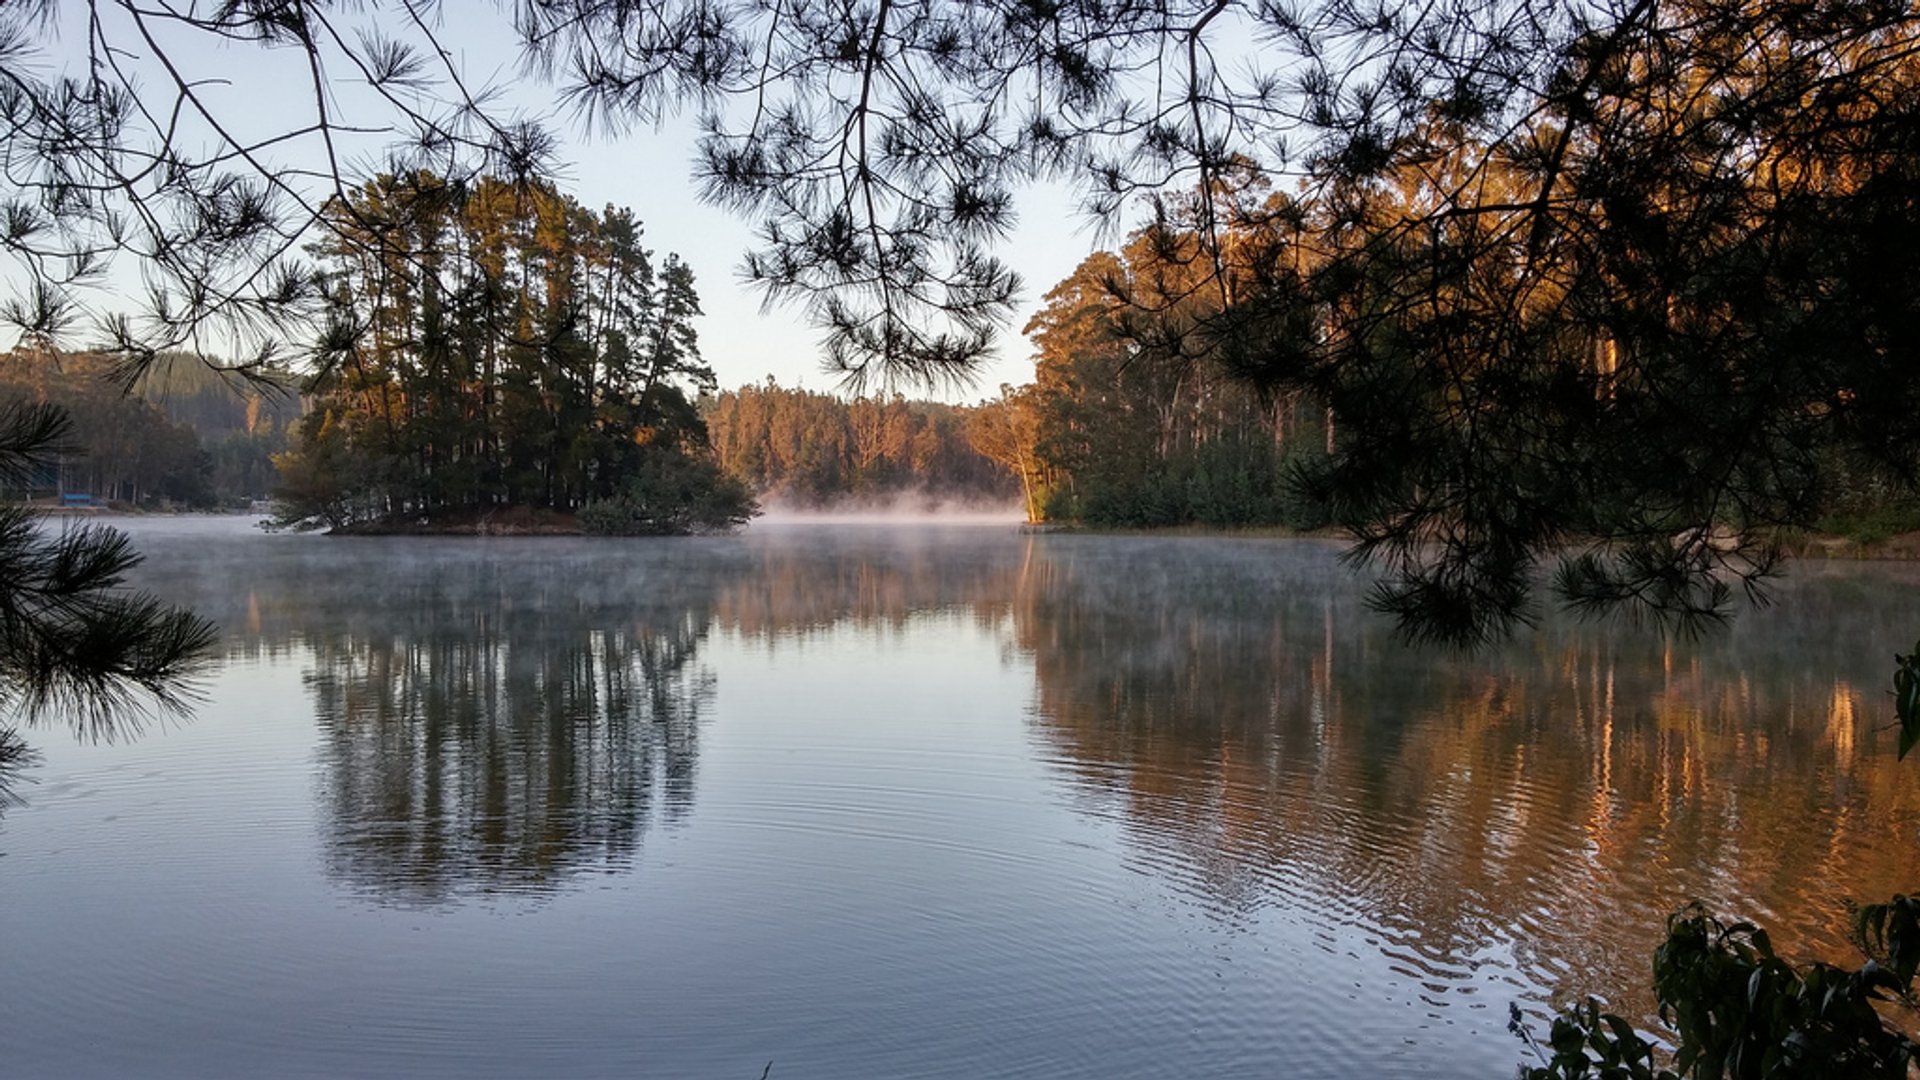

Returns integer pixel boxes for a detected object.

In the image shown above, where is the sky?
[550,116,1097,400]
[20,6,1121,404]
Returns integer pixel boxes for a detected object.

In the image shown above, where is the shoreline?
[327,515,582,537]
[1025,521,1920,562]
[26,503,1920,562]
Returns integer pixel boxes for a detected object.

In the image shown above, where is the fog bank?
[748,492,1024,526]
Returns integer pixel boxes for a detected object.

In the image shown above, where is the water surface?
[4,518,1918,1078]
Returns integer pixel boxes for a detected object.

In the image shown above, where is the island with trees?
[269,173,753,536]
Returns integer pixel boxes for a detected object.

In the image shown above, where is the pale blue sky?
[22,6,1119,402]
[550,114,1097,399]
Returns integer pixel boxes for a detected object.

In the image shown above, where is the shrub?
[1514,900,1920,1079]
[578,452,757,536]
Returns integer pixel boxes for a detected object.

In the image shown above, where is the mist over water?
[748,492,1025,525]
[2,517,1916,1079]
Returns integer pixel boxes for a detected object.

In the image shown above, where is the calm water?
[4,519,1919,1079]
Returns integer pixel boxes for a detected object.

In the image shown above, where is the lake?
[4,518,1919,1079]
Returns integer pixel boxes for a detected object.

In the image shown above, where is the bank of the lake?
[323,506,586,536]
[1783,529,1920,561]
[1033,519,1920,563]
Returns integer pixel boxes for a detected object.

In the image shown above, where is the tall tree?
[963,386,1047,523]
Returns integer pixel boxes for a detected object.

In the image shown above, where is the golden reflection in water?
[1009,549,1920,1021]
[675,539,1919,1020]
[166,534,1920,1011]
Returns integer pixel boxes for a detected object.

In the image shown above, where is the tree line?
[0,349,297,508]
[702,382,1019,507]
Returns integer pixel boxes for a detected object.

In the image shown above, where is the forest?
[0,348,295,508]
[701,383,1016,508]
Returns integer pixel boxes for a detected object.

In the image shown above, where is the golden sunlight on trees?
[702,382,1018,507]
[963,386,1047,524]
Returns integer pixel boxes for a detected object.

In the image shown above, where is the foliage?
[1047,433,1333,533]
[0,398,217,802]
[507,0,1582,383]
[0,1,555,378]
[963,386,1048,523]
[1516,902,1920,1080]
[265,416,386,532]
[1011,241,1334,531]
[578,453,757,536]
[1518,642,1920,1079]
[1895,644,1920,761]
[0,725,31,808]
[1817,508,1920,548]
[273,173,745,532]
[702,382,1019,507]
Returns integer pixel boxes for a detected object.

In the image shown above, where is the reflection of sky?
[0,527,1509,1078]
[7,520,1920,1078]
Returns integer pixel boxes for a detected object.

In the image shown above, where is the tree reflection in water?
[281,550,731,905]
[91,524,1920,1020]
[309,619,707,904]
[1007,541,1920,1022]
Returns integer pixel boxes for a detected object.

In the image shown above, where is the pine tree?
[0,400,215,801]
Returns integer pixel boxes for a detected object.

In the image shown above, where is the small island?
[269,173,754,537]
